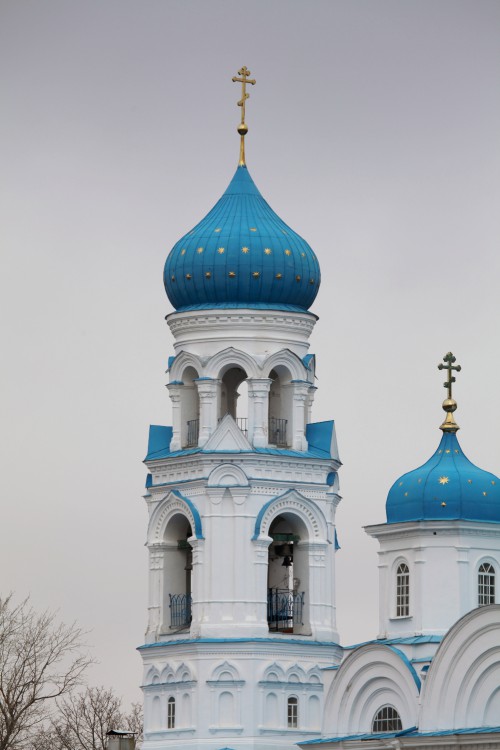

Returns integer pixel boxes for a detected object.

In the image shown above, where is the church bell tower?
[140,68,342,749]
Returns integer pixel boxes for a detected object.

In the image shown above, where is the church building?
[138,69,500,750]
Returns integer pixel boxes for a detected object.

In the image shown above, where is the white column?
[247,378,272,448]
[306,385,317,425]
[283,381,309,451]
[166,383,182,451]
[196,378,220,446]
[146,543,166,642]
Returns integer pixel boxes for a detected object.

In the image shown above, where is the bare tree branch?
[0,595,92,750]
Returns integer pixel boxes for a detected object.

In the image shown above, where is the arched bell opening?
[268,366,292,447]
[163,513,193,631]
[219,365,248,437]
[267,513,308,634]
[180,366,200,448]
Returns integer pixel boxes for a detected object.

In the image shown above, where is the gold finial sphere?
[237,123,248,136]
[442,398,457,413]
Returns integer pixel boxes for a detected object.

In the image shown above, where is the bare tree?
[32,687,143,750]
[0,595,91,750]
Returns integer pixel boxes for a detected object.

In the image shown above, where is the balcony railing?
[268,417,288,447]
[186,419,199,448]
[267,588,304,632]
[169,593,192,629]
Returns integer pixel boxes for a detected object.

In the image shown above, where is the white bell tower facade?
[140,70,342,749]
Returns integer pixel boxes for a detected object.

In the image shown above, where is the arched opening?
[287,696,298,728]
[396,562,410,617]
[267,513,308,634]
[372,705,402,733]
[219,366,248,436]
[219,691,235,726]
[181,366,200,448]
[151,696,161,729]
[308,694,321,729]
[167,696,176,729]
[264,692,278,727]
[478,562,495,605]
[268,367,292,447]
[163,513,193,631]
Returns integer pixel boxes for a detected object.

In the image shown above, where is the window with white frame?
[372,705,402,733]
[478,562,495,606]
[396,562,410,617]
[167,696,175,729]
[287,696,298,728]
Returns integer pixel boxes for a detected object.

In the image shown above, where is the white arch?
[322,644,420,736]
[169,350,203,383]
[254,489,328,542]
[420,604,500,731]
[262,348,309,382]
[210,660,241,683]
[204,346,260,379]
[207,463,249,487]
[147,490,203,544]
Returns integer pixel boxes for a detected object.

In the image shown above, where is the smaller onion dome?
[386,352,500,524]
[164,165,320,312]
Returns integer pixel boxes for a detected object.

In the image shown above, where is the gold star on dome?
[399,482,403,487]
[241,246,249,254]
[417,478,422,483]
[264,248,272,255]
[250,227,257,232]
[282,230,287,235]
[214,228,222,233]
[309,278,315,284]
[445,449,451,454]
[483,491,487,496]
[181,248,186,255]
[455,449,460,454]
[275,273,282,279]
[197,247,204,254]
[468,479,472,484]
[295,275,301,281]
[284,249,291,256]
[205,271,212,279]
[252,271,260,278]
[301,252,306,257]
[404,492,408,497]
[171,275,175,282]
[185,273,192,280]
[228,271,236,277]
[438,476,449,485]
[218,247,225,254]
[492,480,496,485]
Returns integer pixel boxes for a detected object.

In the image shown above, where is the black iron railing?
[169,593,192,629]
[268,417,288,447]
[186,419,199,447]
[267,588,304,632]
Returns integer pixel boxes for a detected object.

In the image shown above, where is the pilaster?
[195,378,220,446]
[247,378,272,448]
[166,383,182,452]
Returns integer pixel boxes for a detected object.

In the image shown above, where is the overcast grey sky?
[1,0,499,705]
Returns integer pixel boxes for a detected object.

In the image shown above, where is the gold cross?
[437,352,461,400]
[232,66,256,128]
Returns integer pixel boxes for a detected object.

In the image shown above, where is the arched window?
[287,696,298,728]
[478,562,495,605]
[372,705,402,733]
[396,562,410,617]
[167,696,175,729]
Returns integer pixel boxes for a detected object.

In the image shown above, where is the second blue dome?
[164,165,321,312]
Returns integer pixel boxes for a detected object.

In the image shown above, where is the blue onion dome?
[386,431,500,523]
[164,165,321,312]
[387,353,500,524]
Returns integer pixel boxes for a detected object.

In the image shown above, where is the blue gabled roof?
[301,726,500,744]
[164,165,321,312]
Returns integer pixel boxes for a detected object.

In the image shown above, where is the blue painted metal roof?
[344,634,442,649]
[301,726,500,744]
[386,431,500,524]
[138,636,340,650]
[144,424,337,463]
[164,165,321,312]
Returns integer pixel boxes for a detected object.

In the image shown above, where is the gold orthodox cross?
[232,66,256,129]
[437,352,461,400]
[232,66,256,165]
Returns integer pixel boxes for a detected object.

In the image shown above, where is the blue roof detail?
[386,431,500,524]
[386,645,421,691]
[145,425,173,460]
[164,165,321,312]
[334,529,340,550]
[305,421,335,458]
[344,634,442,649]
[167,355,176,369]
[145,473,152,489]
[301,727,500,744]
[303,353,315,370]
[138,636,340,650]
